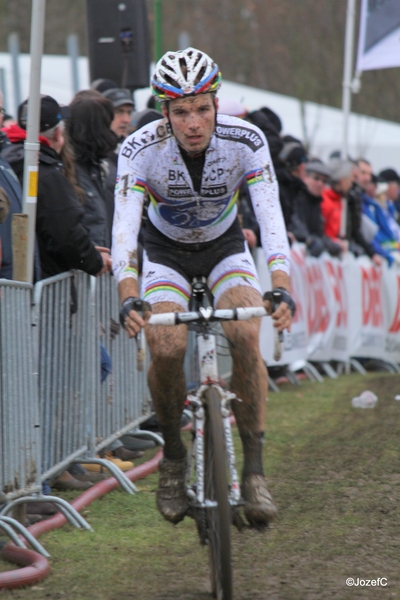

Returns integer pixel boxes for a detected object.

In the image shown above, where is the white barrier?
[256,244,400,368]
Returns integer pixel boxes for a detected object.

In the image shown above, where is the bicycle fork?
[187,332,241,507]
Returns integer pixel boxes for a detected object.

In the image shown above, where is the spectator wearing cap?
[66,90,117,249]
[99,88,135,240]
[288,160,342,257]
[322,158,382,265]
[378,168,400,221]
[0,88,23,279]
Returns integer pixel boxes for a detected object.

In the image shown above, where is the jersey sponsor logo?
[121,123,170,160]
[168,185,194,198]
[168,169,187,183]
[157,197,231,228]
[215,124,264,151]
[201,184,228,197]
[203,168,224,182]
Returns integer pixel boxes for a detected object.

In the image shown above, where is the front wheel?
[204,386,233,600]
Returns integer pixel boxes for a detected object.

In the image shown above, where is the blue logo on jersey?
[158,197,230,228]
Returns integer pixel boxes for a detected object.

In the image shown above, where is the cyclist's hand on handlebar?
[119,297,152,338]
[269,300,292,333]
[263,288,296,333]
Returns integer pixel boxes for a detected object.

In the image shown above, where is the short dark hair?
[67,90,117,163]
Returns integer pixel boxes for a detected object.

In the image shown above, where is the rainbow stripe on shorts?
[211,269,258,295]
[143,280,191,303]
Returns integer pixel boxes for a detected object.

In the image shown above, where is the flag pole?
[342,0,357,159]
[21,0,46,283]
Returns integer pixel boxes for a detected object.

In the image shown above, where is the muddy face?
[163,95,218,156]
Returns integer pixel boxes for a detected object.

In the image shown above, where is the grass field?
[1,372,400,599]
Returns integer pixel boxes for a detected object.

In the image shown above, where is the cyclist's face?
[163,95,218,155]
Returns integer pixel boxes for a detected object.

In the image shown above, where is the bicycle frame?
[147,288,282,511]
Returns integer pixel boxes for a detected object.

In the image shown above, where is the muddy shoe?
[156,457,188,524]
[241,474,277,528]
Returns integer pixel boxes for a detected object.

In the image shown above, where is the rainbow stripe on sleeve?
[131,179,146,194]
[246,169,264,186]
[267,253,288,270]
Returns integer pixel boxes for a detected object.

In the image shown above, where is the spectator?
[0,90,23,279]
[288,160,342,257]
[66,90,117,249]
[322,158,382,265]
[276,139,308,230]
[378,168,400,222]
[12,96,111,279]
[354,159,395,265]
[100,88,135,238]
[362,182,400,265]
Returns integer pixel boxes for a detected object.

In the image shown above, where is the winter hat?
[18,95,70,133]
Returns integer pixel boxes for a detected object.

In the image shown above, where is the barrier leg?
[125,430,165,446]
[0,519,28,549]
[0,516,50,557]
[78,459,138,494]
[349,358,366,375]
[320,362,339,379]
[267,378,280,393]
[1,496,93,532]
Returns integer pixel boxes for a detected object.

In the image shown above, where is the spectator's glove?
[263,287,296,317]
[119,297,152,329]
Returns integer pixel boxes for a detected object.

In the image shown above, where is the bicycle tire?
[204,386,233,600]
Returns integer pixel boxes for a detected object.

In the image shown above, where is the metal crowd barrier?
[32,272,95,482]
[93,273,154,455]
[0,278,90,546]
[33,272,135,494]
[0,280,41,501]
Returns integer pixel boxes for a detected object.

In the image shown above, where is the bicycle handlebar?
[147,306,268,326]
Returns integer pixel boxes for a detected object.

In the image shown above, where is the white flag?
[356,0,400,71]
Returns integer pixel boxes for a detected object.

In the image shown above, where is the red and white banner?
[256,245,400,367]
[356,0,400,72]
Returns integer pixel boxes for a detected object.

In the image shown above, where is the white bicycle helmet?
[151,47,222,101]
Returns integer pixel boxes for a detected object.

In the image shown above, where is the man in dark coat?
[288,160,342,257]
[3,95,110,279]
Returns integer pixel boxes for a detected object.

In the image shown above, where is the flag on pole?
[356,0,400,71]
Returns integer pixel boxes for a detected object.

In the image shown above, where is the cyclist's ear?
[161,102,169,119]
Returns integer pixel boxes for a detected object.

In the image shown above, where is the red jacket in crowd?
[321,187,343,242]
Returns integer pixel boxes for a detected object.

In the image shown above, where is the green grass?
[2,372,400,599]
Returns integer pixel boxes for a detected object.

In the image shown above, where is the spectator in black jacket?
[288,160,342,257]
[101,88,135,239]
[276,139,308,230]
[3,95,111,279]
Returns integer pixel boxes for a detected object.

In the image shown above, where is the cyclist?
[112,48,295,527]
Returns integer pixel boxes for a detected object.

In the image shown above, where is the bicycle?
[148,278,283,600]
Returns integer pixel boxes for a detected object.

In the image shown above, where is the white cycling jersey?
[112,113,290,283]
